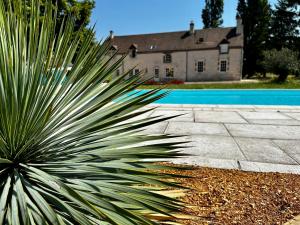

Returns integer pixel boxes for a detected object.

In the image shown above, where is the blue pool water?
[138,90,300,106]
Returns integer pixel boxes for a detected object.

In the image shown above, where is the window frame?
[131,49,137,58]
[163,53,172,63]
[219,44,229,54]
[134,69,140,75]
[129,70,134,77]
[197,61,204,73]
[220,60,227,72]
[165,68,174,78]
[154,67,159,78]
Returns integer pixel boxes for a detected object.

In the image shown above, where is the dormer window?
[110,45,118,51]
[163,53,172,63]
[108,45,118,56]
[129,44,138,58]
[219,39,230,54]
[196,37,204,44]
[150,45,157,50]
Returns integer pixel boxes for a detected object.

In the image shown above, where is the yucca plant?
[0,1,185,224]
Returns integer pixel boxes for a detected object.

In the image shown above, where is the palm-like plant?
[0,1,184,224]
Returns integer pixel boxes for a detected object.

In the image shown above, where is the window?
[131,49,137,58]
[150,45,157,50]
[116,69,120,76]
[154,68,159,78]
[166,68,174,77]
[196,37,204,44]
[129,44,138,58]
[163,53,172,63]
[220,60,227,72]
[220,44,229,54]
[134,69,140,75]
[129,70,134,77]
[197,61,204,72]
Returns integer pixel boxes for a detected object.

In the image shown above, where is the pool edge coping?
[137,88,300,91]
[148,103,300,109]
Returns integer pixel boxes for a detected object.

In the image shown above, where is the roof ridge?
[114,27,235,38]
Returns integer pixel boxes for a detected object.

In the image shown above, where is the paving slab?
[213,108,255,112]
[226,124,300,140]
[126,110,153,123]
[238,111,290,120]
[145,104,300,174]
[140,135,187,147]
[182,135,246,160]
[184,104,218,108]
[151,110,194,122]
[143,122,168,134]
[247,119,300,126]
[278,109,300,113]
[255,105,300,110]
[150,104,183,108]
[195,111,247,124]
[217,105,256,109]
[239,161,300,174]
[154,107,193,111]
[272,140,300,155]
[254,109,283,112]
[235,138,297,164]
[171,157,239,170]
[284,112,300,120]
[192,107,214,111]
[290,154,300,164]
[165,122,230,136]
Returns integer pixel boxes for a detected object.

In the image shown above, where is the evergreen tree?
[237,0,271,77]
[269,0,299,50]
[202,0,224,28]
[237,0,247,19]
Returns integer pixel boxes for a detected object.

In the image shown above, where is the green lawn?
[140,79,300,89]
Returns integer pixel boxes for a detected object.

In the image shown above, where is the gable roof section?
[111,27,243,54]
[220,38,230,44]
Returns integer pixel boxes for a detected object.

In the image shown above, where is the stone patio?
[141,104,300,174]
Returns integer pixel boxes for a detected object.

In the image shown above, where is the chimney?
[236,16,243,35]
[189,20,195,34]
[109,30,114,39]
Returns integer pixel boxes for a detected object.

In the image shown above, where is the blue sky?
[91,0,278,40]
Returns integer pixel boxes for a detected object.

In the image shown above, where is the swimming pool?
[138,90,300,106]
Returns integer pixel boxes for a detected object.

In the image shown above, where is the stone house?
[110,17,243,82]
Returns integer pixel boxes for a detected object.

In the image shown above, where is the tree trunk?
[277,72,288,83]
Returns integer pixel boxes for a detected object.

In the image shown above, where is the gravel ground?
[168,166,300,225]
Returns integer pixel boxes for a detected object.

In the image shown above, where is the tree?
[269,0,300,50]
[202,0,224,28]
[0,1,182,224]
[237,0,271,77]
[262,48,300,82]
[5,0,96,44]
[52,0,95,32]
[237,0,247,19]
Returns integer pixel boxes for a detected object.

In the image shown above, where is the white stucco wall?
[111,48,243,82]
[187,48,242,81]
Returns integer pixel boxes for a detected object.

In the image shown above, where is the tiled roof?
[111,27,243,54]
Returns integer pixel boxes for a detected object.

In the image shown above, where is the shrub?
[166,79,185,85]
[0,1,183,224]
[144,80,161,85]
[262,48,300,82]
